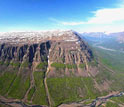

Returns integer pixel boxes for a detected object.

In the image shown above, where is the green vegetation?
[42,56,48,61]
[4,61,10,66]
[21,61,30,67]
[47,77,101,106]
[51,62,98,70]
[83,100,93,105]
[51,62,78,69]
[111,96,124,103]
[94,43,124,73]
[51,62,66,69]
[36,62,48,69]
[0,61,21,67]
[86,38,124,91]
[8,74,30,99]
[0,72,17,95]
[32,71,48,105]
[0,61,4,65]
[95,66,112,84]
[10,62,20,67]
[99,37,124,51]
[61,58,65,62]
[0,103,9,107]
[79,64,85,69]
[27,86,35,101]
[94,47,124,91]
[66,64,77,69]
[88,60,98,67]
[106,101,118,107]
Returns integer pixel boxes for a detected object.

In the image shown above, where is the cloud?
[87,7,124,24]
[61,22,85,25]
[50,5,124,26]
[79,25,124,33]
[49,17,85,26]
[49,3,124,32]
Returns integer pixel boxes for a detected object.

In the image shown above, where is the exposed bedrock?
[0,31,94,77]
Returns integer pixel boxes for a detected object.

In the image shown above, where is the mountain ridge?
[0,30,123,107]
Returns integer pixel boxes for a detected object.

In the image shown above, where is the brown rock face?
[0,42,50,63]
[0,30,93,76]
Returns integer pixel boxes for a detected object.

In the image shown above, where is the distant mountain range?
[82,31,124,43]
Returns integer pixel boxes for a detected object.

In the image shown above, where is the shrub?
[47,77,101,106]
[79,64,85,68]
[8,75,30,99]
[27,86,35,101]
[32,71,48,105]
[4,61,10,66]
[21,62,30,67]
[10,62,20,67]
[88,60,98,67]
[66,64,77,69]
[0,72,17,95]
[36,62,48,69]
[0,61,4,65]
[106,101,118,107]
[51,62,66,69]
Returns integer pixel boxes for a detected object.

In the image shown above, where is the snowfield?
[0,30,80,44]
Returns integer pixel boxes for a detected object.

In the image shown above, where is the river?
[59,92,124,107]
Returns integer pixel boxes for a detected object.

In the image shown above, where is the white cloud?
[87,7,124,24]
[50,5,124,25]
[49,3,124,32]
[79,25,124,33]
[61,22,85,25]
[49,17,85,26]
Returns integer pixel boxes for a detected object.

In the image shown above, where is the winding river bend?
[0,95,44,107]
[0,92,124,107]
[0,100,42,107]
[59,92,124,107]
[90,92,124,107]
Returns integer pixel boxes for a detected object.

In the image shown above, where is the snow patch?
[0,30,80,44]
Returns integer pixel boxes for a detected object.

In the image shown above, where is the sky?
[0,0,124,32]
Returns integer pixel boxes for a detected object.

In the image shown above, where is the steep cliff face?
[48,34,94,77]
[0,42,50,63]
[0,31,94,76]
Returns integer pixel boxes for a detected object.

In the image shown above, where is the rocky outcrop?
[0,41,50,63]
[0,31,94,77]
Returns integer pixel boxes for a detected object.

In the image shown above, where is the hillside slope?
[0,30,123,107]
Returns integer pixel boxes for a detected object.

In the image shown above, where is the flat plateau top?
[0,30,81,44]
